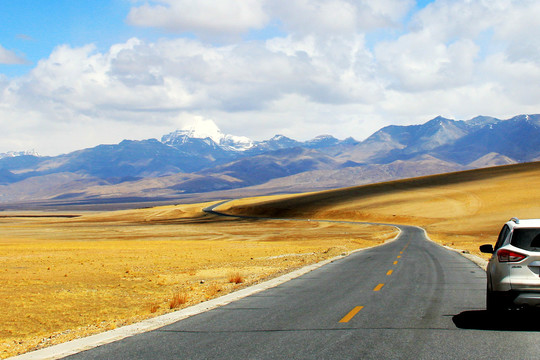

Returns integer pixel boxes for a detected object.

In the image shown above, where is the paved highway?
[63,223,540,359]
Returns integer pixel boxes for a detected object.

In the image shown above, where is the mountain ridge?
[1,114,538,208]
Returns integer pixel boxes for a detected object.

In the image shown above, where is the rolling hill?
[220,160,540,259]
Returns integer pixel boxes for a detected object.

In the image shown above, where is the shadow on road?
[453,310,540,331]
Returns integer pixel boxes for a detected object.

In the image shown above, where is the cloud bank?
[2,0,540,155]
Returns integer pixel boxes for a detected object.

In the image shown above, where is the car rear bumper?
[492,290,540,308]
[514,292,540,307]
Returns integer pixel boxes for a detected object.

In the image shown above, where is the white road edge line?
[9,207,401,360]
[420,227,488,270]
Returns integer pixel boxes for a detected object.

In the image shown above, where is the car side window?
[495,225,510,250]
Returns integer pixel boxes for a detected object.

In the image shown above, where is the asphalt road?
[63,224,540,360]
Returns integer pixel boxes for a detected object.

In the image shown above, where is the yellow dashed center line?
[338,242,411,324]
[373,283,385,291]
[339,306,364,323]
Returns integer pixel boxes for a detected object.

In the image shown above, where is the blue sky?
[1,0,435,77]
[1,0,539,155]
[1,0,146,76]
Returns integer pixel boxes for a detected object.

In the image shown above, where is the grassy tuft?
[169,292,187,309]
[228,272,244,284]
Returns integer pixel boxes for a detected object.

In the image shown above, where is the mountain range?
[1,114,539,209]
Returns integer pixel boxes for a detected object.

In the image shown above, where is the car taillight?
[497,249,527,262]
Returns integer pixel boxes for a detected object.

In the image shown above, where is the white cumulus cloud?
[267,0,414,36]
[127,0,269,40]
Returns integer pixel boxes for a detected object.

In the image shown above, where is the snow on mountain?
[219,134,254,151]
[161,119,359,155]
[161,118,254,151]
[304,135,340,148]
[0,150,40,159]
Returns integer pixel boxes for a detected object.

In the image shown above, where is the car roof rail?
[510,217,520,224]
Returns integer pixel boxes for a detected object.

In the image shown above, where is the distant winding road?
[60,203,540,359]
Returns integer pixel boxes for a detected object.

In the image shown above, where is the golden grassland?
[222,162,540,259]
[0,203,397,358]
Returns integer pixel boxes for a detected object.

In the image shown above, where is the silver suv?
[480,218,540,311]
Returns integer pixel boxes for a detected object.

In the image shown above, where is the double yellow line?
[338,242,409,323]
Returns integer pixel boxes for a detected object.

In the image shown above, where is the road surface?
[62,220,540,359]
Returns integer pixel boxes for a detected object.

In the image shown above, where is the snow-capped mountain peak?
[161,118,254,151]
[179,118,224,143]
[0,149,40,159]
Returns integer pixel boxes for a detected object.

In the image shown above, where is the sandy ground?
[0,203,396,358]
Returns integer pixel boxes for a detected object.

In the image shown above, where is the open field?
[0,203,397,358]
[222,161,540,258]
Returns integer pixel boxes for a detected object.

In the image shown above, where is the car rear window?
[511,228,540,251]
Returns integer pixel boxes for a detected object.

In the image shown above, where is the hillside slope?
[222,161,540,258]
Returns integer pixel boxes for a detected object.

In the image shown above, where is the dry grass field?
[222,162,540,258]
[0,203,397,358]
